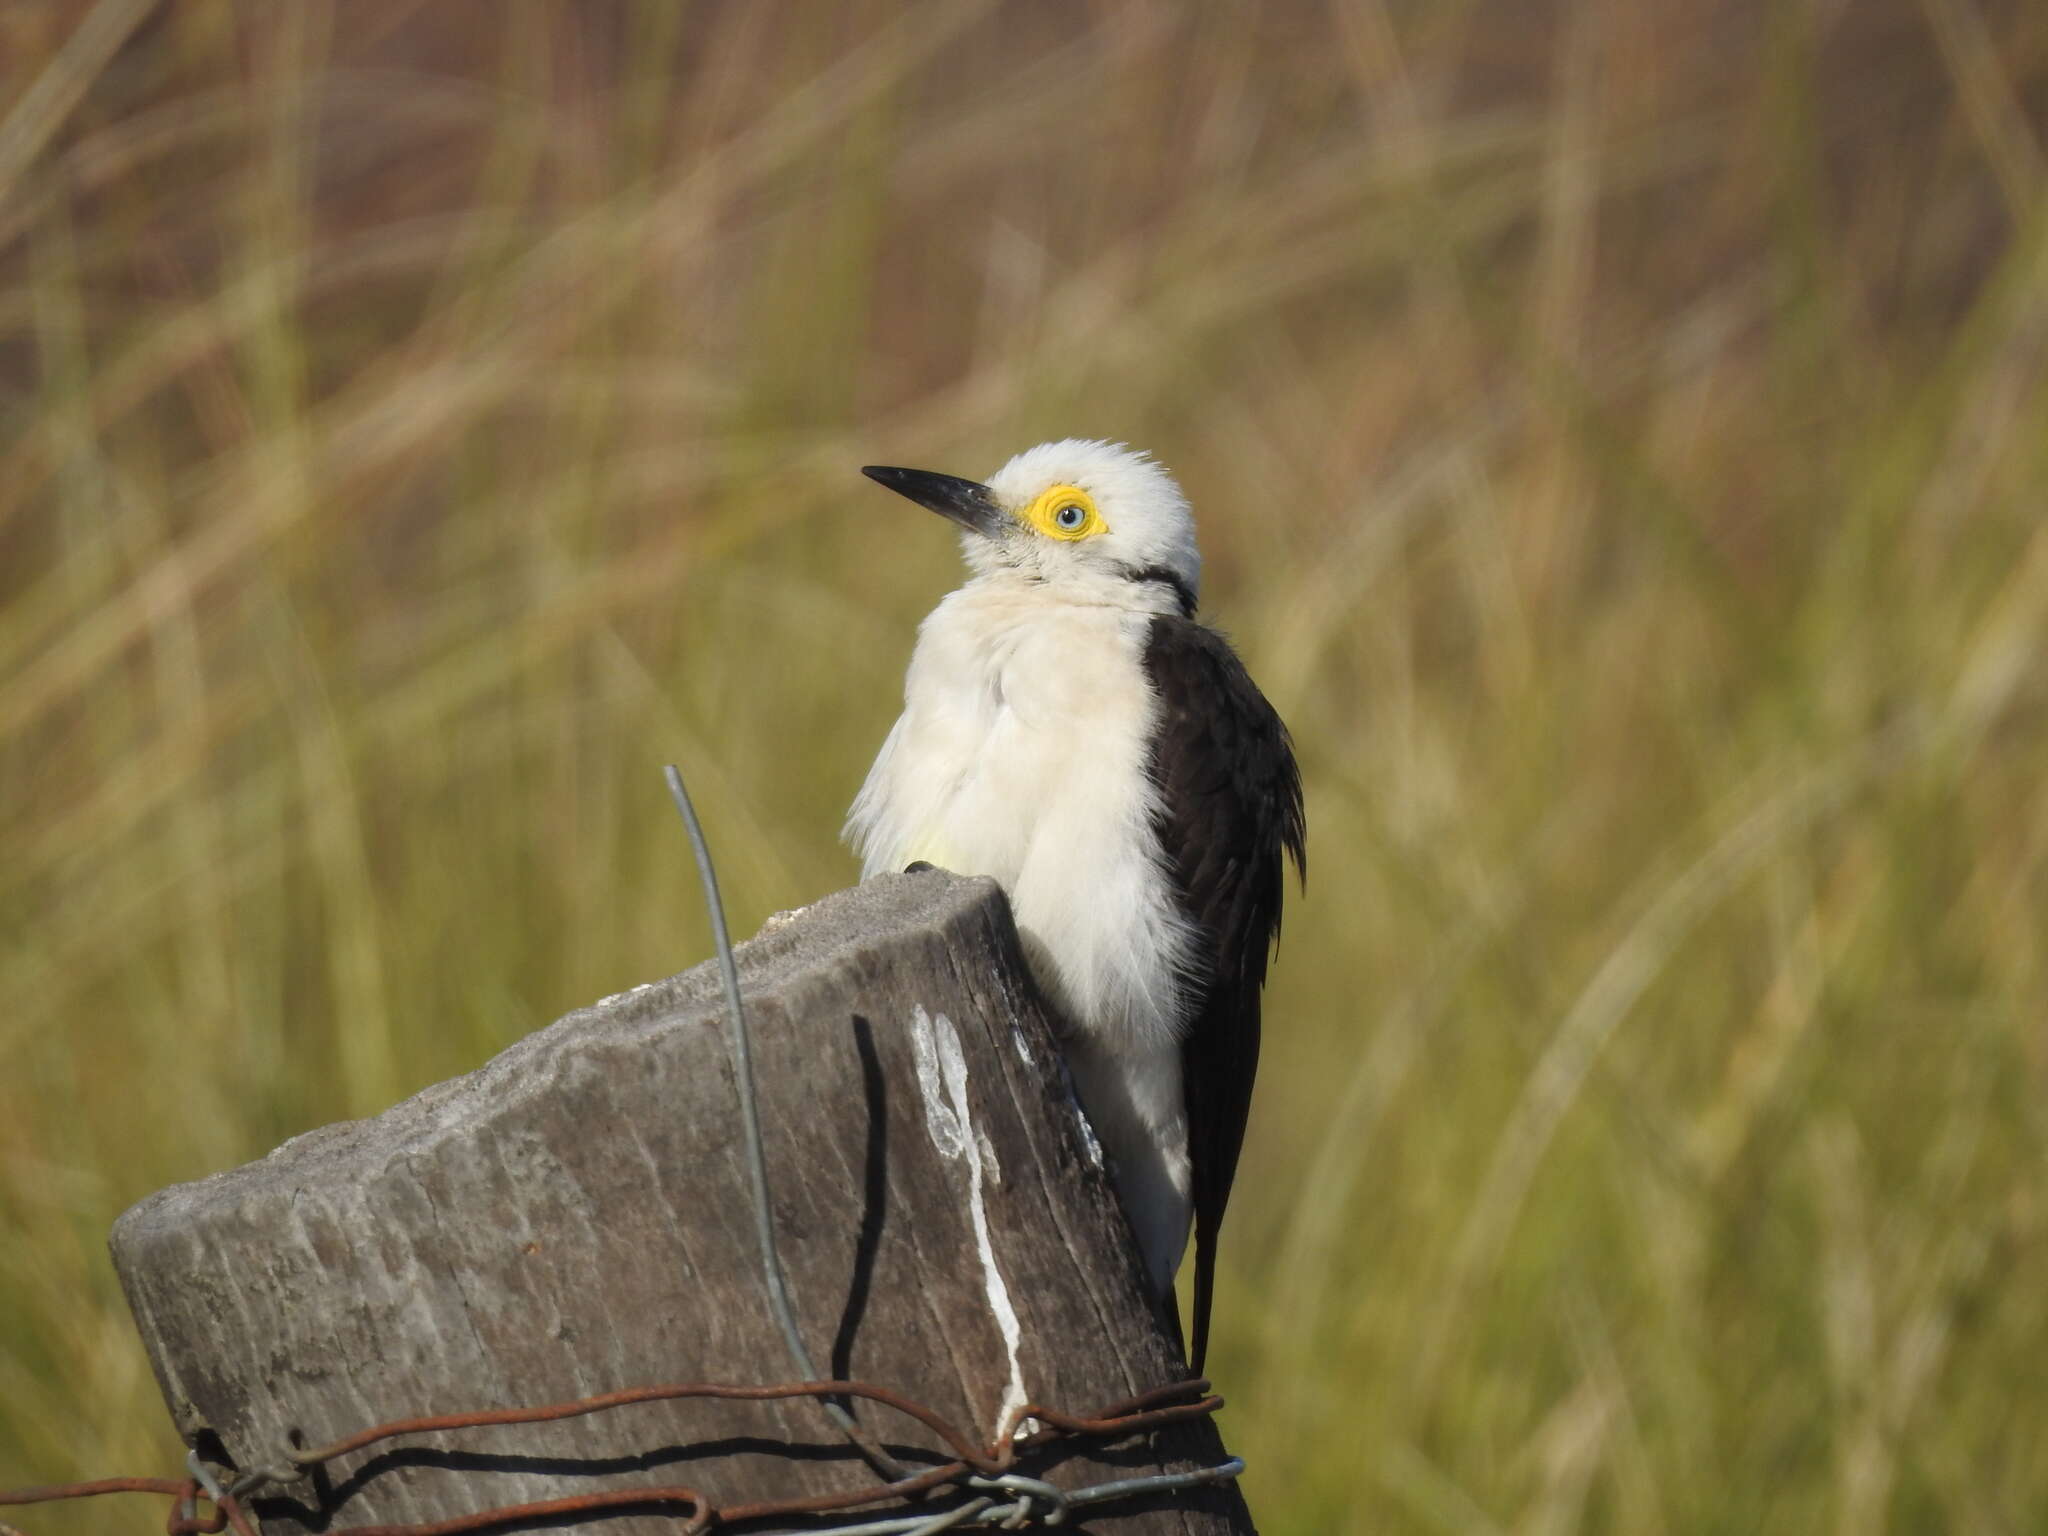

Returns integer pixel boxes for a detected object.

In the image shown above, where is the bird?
[846,439,1304,1372]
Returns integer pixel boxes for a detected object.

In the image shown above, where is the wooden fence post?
[109,870,1256,1534]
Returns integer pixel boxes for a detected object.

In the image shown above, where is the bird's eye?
[1030,484,1103,540]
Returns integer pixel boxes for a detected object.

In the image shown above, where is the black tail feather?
[1190,1223,1218,1373]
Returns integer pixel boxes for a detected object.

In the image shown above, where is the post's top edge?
[109,870,1016,1253]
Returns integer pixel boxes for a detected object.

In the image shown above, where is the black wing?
[1143,615,1305,1373]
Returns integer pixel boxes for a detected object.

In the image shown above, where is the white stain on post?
[909,1005,1027,1433]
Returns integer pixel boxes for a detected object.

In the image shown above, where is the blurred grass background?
[4,0,2047,1530]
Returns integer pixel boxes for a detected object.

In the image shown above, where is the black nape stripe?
[1123,563,1197,617]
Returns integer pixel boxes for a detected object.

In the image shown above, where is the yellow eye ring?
[1023,483,1106,541]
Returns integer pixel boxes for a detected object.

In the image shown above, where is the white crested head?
[862,439,1201,614]
[977,439,1200,609]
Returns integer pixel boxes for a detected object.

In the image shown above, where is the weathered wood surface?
[110,871,1254,1534]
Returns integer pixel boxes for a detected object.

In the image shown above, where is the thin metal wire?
[0,1395,1234,1525]
[755,1458,1248,1536]
[0,1478,258,1536]
[280,1377,1222,1475]
[182,1450,225,1525]
[252,1380,1228,1534]
[662,763,909,1481]
[900,1496,991,1534]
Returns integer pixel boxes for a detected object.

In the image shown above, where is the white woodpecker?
[846,439,1305,1370]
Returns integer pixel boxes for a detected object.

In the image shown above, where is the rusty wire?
[0,764,1242,1532]
[279,1375,1222,1534]
[0,1477,257,1536]
[280,1375,1222,1482]
[0,1379,1228,1535]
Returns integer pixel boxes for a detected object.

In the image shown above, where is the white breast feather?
[850,581,1209,1292]
[847,584,1197,1053]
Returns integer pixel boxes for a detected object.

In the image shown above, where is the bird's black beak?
[861,465,1008,540]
